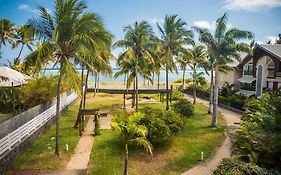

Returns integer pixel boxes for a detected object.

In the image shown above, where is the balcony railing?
[243,70,253,76]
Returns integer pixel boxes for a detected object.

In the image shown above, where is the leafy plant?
[171,99,194,118]
[171,90,184,101]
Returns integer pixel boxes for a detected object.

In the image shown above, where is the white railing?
[0,92,77,157]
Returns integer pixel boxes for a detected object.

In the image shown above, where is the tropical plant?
[13,25,34,59]
[0,18,15,52]
[171,98,194,118]
[220,82,235,106]
[25,0,112,156]
[157,15,194,110]
[111,112,153,175]
[195,13,253,127]
[114,21,154,111]
[171,90,184,100]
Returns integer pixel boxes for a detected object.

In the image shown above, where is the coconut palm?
[25,0,112,156]
[114,21,154,112]
[13,25,34,59]
[196,13,253,127]
[111,112,153,175]
[184,45,208,104]
[0,18,16,51]
[157,15,194,110]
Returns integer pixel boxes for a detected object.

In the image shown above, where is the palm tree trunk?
[124,143,129,175]
[165,52,169,110]
[17,44,25,59]
[94,72,97,97]
[97,72,100,93]
[208,65,214,114]
[55,66,63,157]
[193,83,196,104]
[73,67,84,128]
[182,67,186,91]
[132,80,135,108]
[212,65,219,127]
[83,70,89,110]
[157,72,160,95]
[135,71,139,112]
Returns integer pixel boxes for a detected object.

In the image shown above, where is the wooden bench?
[100,112,109,117]
[143,96,152,100]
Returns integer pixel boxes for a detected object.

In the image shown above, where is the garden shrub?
[171,90,184,101]
[140,107,184,144]
[171,99,194,118]
[213,159,281,175]
[0,87,21,113]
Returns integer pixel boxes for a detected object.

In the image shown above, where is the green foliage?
[173,78,190,84]
[140,106,184,144]
[171,99,194,118]
[0,87,21,113]
[235,92,281,169]
[213,159,281,175]
[171,90,184,101]
[94,114,101,136]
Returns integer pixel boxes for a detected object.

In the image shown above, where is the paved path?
[181,95,241,175]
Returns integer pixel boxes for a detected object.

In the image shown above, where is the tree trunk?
[182,67,185,91]
[94,72,97,97]
[124,143,129,175]
[73,67,84,128]
[193,83,197,104]
[17,44,25,59]
[131,80,135,108]
[152,72,155,85]
[55,67,63,157]
[135,73,139,112]
[97,72,100,93]
[157,72,160,95]
[83,70,89,109]
[166,53,169,110]
[208,65,214,114]
[212,65,219,127]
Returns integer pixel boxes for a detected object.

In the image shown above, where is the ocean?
[43,69,210,83]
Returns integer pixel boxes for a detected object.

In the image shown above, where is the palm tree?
[0,18,15,52]
[111,112,153,175]
[196,13,253,127]
[221,82,235,106]
[114,21,154,112]
[13,25,34,59]
[157,15,194,110]
[26,0,112,156]
[184,45,207,104]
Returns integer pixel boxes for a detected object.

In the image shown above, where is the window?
[266,58,275,77]
[268,82,273,90]
[244,62,253,75]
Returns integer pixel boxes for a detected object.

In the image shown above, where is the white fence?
[0,92,77,157]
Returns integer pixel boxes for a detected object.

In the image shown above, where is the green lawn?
[88,102,226,175]
[0,113,13,120]
[8,93,123,171]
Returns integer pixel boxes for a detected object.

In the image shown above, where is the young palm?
[196,13,253,127]
[157,15,194,110]
[13,25,34,59]
[26,0,112,156]
[0,18,16,51]
[111,112,153,175]
[114,21,154,111]
[185,45,207,104]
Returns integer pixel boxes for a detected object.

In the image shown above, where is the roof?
[0,67,30,87]
[227,52,248,67]
[257,44,281,61]
[235,90,255,97]
[238,75,256,83]
[238,44,281,69]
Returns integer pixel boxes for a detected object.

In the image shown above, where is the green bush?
[171,90,184,101]
[213,159,281,175]
[140,107,184,144]
[0,87,21,113]
[171,99,194,118]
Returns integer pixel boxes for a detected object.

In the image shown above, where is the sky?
[0,0,281,67]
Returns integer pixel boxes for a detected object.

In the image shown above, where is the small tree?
[111,112,153,175]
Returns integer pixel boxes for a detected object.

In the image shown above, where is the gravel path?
[181,94,241,175]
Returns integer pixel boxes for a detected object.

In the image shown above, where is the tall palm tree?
[185,45,208,104]
[0,18,15,52]
[111,112,153,175]
[196,13,253,127]
[157,15,194,110]
[114,21,154,112]
[13,25,34,59]
[26,0,112,156]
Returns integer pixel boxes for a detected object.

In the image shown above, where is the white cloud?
[18,4,37,13]
[266,36,278,43]
[193,20,216,30]
[224,0,281,11]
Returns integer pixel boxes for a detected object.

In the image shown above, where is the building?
[235,44,281,97]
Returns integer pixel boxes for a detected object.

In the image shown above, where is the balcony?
[243,70,253,76]
[277,72,281,78]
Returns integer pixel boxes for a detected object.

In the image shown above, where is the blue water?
[43,69,210,83]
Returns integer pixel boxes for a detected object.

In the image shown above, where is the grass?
[8,93,123,171]
[0,113,13,120]
[88,101,226,175]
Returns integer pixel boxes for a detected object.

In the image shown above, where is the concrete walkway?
[181,95,241,175]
